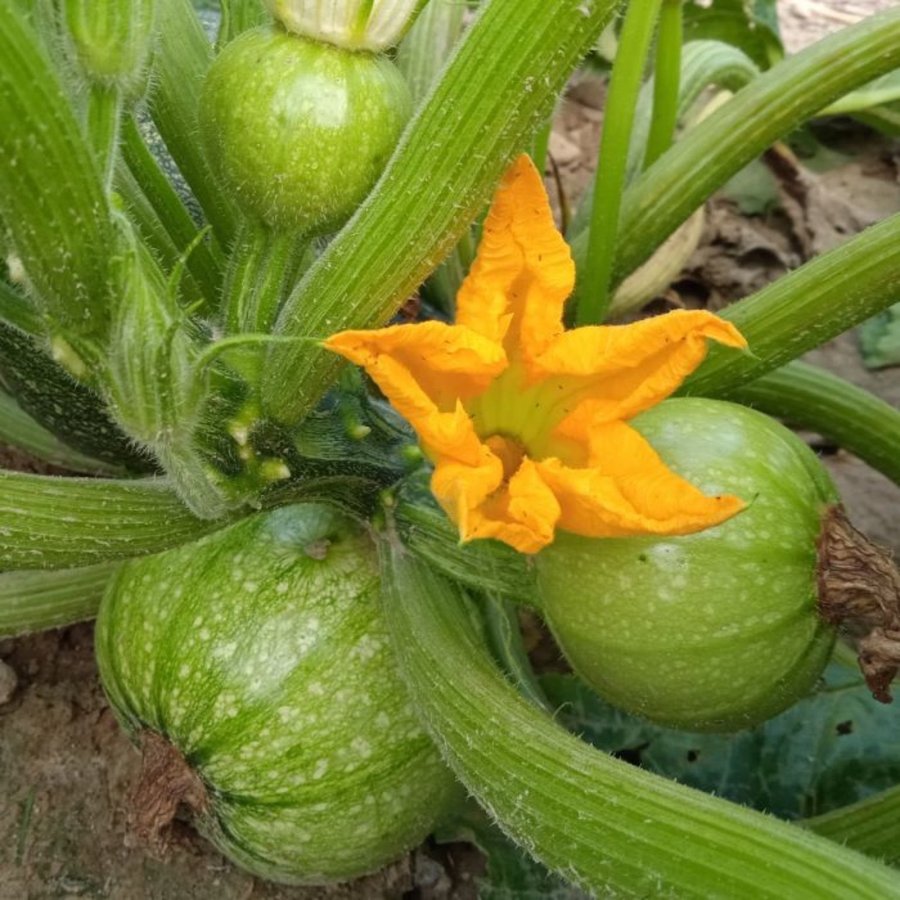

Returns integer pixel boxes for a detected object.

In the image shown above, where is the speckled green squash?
[95,504,459,884]
[200,26,411,234]
[537,398,838,733]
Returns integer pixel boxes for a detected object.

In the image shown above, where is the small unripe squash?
[201,26,411,234]
[96,504,459,884]
[537,399,838,733]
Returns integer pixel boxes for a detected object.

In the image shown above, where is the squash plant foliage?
[3,0,900,895]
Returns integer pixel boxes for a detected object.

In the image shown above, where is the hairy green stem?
[263,0,623,424]
[0,562,120,637]
[728,361,900,487]
[577,0,663,326]
[223,225,299,337]
[120,116,223,300]
[0,279,43,337]
[577,7,900,288]
[0,472,222,570]
[0,389,123,475]
[806,785,900,866]
[151,0,237,245]
[683,213,900,396]
[87,83,122,193]
[644,0,683,168]
[379,541,900,898]
[0,0,112,334]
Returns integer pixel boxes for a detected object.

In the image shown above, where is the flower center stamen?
[484,433,526,482]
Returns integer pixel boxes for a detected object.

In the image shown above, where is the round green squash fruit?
[536,398,839,733]
[95,504,459,884]
[200,26,411,234]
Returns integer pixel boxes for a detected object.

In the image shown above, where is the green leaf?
[0,0,113,335]
[859,304,900,370]
[683,0,782,70]
[542,663,900,821]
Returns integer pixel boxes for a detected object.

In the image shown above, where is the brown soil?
[2,2,899,898]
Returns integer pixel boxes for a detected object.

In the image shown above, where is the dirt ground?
[2,3,899,898]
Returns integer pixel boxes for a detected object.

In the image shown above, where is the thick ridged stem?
[263,0,624,424]
[572,7,900,288]
[0,472,221,570]
[120,116,224,300]
[0,562,120,637]
[379,541,900,898]
[576,0,663,325]
[0,0,112,334]
[727,361,900,487]
[683,213,900,396]
[151,0,238,245]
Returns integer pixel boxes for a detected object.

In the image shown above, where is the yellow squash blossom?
[325,155,748,553]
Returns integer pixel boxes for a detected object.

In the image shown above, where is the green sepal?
[62,0,156,93]
[0,0,113,335]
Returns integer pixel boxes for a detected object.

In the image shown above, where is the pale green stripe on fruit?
[0,471,223,569]
[380,542,900,898]
[263,0,623,424]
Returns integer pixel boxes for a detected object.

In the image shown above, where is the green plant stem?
[87,83,122,193]
[683,213,900,397]
[223,225,299,337]
[152,0,237,245]
[392,490,537,604]
[120,116,223,300]
[0,561,120,637]
[805,785,900,866]
[0,471,222,570]
[727,361,900,488]
[577,0,663,326]
[262,0,623,425]
[0,279,43,336]
[379,540,900,898]
[576,6,900,289]
[0,389,124,475]
[0,0,111,335]
[396,0,467,106]
[531,118,552,177]
[644,0,683,168]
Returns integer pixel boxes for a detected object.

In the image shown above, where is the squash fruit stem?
[131,731,209,853]
[818,505,900,702]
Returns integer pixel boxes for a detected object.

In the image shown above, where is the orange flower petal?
[455,155,574,360]
[324,322,506,464]
[536,420,744,539]
[437,455,561,554]
[533,309,747,437]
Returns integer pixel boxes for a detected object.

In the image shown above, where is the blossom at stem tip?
[325,155,748,554]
